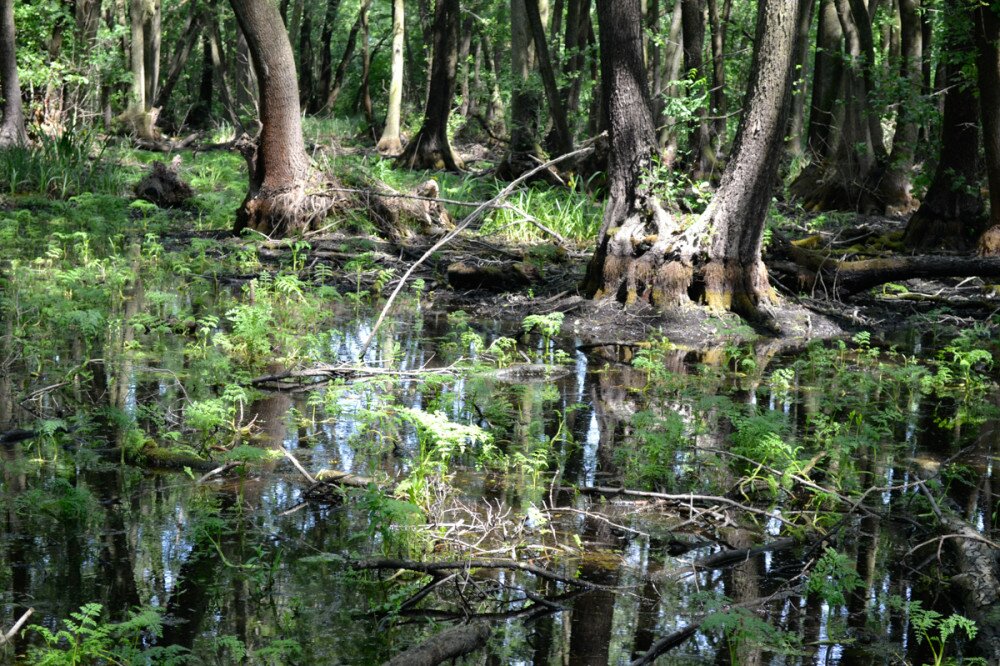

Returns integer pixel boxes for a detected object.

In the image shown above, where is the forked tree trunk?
[323,0,369,112]
[154,3,202,116]
[313,0,343,113]
[785,0,815,156]
[525,0,573,155]
[396,0,464,171]
[229,0,331,236]
[586,0,804,320]
[121,0,157,139]
[903,4,984,250]
[377,0,406,154]
[0,0,27,147]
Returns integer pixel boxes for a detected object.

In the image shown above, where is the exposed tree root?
[135,157,194,208]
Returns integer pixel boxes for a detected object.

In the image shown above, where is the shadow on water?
[1,298,998,664]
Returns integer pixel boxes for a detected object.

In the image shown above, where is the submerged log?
[382,622,492,666]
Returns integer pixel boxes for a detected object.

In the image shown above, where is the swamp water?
[1,268,998,665]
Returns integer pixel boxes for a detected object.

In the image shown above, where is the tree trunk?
[456,13,473,118]
[313,0,343,112]
[377,0,406,154]
[707,0,729,156]
[357,0,374,130]
[497,0,543,178]
[396,0,464,171]
[298,4,314,107]
[785,0,815,156]
[878,0,921,212]
[793,0,886,213]
[658,0,685,160]
[208,13,243,129]
[122,0,157,139]
[583,0,669,301]
[323,0,370,113]
[694,0,805,316]
[482,32,505,133]
[903,4,984,250]
[682,0,714,178]
[144,0,161,108]
[154,4,202,116]
[229,0,332,236]
[194,34,214,125]
[234,24,257,118]
[975,1,1000,243]
[0,0,27,147]
[803,0,841,161]
[525,0,573,155]
[587,0,805,320]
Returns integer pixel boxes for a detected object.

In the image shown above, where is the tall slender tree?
[376,0,406,154]
[0,0,26,147]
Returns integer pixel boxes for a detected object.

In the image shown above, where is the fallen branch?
[250,362,460,390]
[572,485,798,528]
[382,622,492,666]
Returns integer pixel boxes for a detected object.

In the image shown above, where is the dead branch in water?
[382,622,492,666]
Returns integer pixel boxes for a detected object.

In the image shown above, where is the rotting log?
[314,469,388,490]
[382,622,492,666]
[786,248,1000,297]
[135,157,194,208]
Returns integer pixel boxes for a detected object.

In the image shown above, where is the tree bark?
[658,0,685,159]
[396,0,464,171]
[122,0,157,139]
[583,0,668,301]
[0,0,27,147]
[903,4,984,250]
[785,0,815,156]
[229,0,331,236]
[377,0,406,154]
[793,0,887,213]
[694,0,805,315]
[707,0,730,156]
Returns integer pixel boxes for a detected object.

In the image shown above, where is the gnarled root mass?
[236,180,339,237]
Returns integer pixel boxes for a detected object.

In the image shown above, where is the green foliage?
[702,605,801,665]
[889,596,981,666]
[807,548,863,606]
[27,603,186,666]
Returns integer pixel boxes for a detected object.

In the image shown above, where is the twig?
[196,461,244,484]
[0,608,33,644]
[356,145,597,361]
[281,447,316,484]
